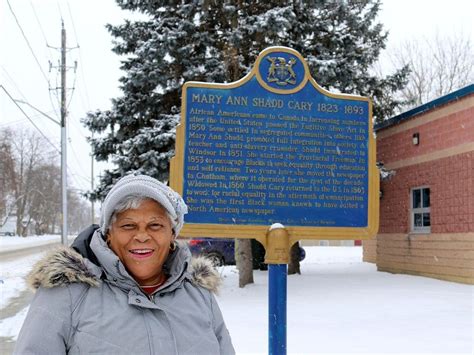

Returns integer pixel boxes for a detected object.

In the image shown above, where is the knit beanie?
[99,174,188,237]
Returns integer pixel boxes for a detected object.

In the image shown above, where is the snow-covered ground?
[0,234,62,252]
[219,248,473,354]
[0,237,472,354]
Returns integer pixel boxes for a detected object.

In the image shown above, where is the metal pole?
[265,226,289,355]
[60,20,68,245]
[269,264,287,355]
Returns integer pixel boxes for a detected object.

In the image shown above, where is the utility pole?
[60,20,68,245]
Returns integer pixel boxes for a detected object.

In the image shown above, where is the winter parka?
[14,231,235,355]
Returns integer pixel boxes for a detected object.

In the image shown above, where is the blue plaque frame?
[171,47,379,242]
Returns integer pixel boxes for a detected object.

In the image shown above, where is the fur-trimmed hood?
[27,244,222,294]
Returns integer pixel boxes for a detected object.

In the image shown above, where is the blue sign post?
[269,263,287,355]
[170,47,379,354]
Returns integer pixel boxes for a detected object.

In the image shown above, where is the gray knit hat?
[100,174,188,236]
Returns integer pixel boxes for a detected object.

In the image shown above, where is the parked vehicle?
[0,216,16,236]
[0,231,14,236]
[188,238,235,266]
[187,238,305,268]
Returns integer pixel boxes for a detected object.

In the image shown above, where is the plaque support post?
[265,225,290,355]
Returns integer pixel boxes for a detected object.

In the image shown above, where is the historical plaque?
[170,47,379,240]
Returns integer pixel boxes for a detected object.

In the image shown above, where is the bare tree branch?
[390,32,474,110]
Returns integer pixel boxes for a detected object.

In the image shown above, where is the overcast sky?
[1,0,473,194]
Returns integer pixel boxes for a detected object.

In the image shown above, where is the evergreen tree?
[84,0,408,200]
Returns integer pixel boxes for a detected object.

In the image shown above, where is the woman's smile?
[129,248,155,259]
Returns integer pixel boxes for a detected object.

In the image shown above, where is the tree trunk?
[228,8,255,287]
[288,242,301,275]
[236,239,254,288]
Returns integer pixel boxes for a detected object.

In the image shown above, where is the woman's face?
[108,199,174,286]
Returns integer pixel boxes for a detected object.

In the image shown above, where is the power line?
[66,0,92,112]
[67,168,86,190]
[67,139,89,176]
[66,113,93,187]
[14,100,60,125]
[0,85,59,153]
[66,1,79,46]
[3,4,58,120]
[67,111,88,139]
[29,0,53,58]
[0,73,57,132]
[57,1,64,20]
[65,63,77,112]
[69,170,92,184]
[1,66,28,101]
[6,0,49,84]
[48,85,61,119]
[0,118,29,128]
[11,96,61,143]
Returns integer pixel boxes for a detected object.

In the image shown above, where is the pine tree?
[83,0,408,200]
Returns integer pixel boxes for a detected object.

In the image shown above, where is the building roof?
[375,84,474,132]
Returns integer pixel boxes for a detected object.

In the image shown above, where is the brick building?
[364,84,474,284]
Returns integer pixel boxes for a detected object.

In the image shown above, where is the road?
[0,242,63,262]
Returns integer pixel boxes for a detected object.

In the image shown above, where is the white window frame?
[410,186,431,233]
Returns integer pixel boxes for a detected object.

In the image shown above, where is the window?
[411,187,430,233]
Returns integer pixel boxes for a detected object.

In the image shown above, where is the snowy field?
[1,237,472,354]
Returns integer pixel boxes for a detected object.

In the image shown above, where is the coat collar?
[27,233,221,294]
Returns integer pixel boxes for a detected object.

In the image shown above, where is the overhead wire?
[13,100,60,125]
[0,118,29,128]
[46,3,67,119]
[6,0,50,84]
[66,72,77,111]
[6,1,60,121]
[49,86,61,119]
[69,170,92,184]
[0,66,28,101]
[66,0,91,112]
[68,112,88,139]
[3,79,62,141]
[66,109,93,192]
[29,0,60,119]
[67,169,88,191]
[1,85,60,153]
[4,2,91,195]
[1,67,58,140]
[1,88,88,192]
[67,137,89,175]
[2,65,59,149]
[30,0,54,58]
[65,0,95,196]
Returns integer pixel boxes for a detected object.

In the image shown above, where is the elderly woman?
[14,175,235,354]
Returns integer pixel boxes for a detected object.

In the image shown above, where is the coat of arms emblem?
[266,56,297,86]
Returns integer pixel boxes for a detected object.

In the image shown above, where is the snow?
[0,235,72,308]
[0,245,51,309]
[0,234,61,252]
[0,307,29,341]
[270,223,285,230]
[0,241,472,354]
[217,247,473,354]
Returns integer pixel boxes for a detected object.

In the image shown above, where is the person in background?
[14,174,235,354]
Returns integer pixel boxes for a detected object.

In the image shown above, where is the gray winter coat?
[14,232,235,355]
